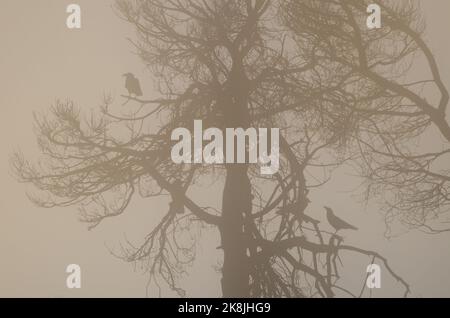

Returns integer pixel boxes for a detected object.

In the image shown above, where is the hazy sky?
[1,0,450,297]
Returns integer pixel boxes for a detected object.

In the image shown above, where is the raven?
[324,206,358,232]
[123,73,143,97]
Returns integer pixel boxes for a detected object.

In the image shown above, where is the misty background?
[1,0,450,297]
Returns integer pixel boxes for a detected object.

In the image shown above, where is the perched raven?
[324,206,358,232]
[123,73,143,97]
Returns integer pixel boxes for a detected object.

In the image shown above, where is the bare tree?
[12,0,448,297]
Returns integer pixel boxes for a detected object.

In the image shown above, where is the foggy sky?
[1,0,450,297]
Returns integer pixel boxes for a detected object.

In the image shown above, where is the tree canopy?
[12,0,450,297]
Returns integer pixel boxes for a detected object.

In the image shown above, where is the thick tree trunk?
[220,165,252,297]
[219,60,252,297]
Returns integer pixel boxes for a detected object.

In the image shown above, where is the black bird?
[123,73,143,97]
[324,206,358,232]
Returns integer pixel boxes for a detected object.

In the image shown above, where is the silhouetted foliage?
[12,0,450,297]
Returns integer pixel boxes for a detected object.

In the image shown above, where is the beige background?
[1,0,450,297]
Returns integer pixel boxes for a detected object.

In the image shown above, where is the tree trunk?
[220,165,252,297]
[219,60,252,297]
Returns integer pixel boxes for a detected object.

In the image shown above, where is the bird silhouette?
[324,206,357,232]
[123,73,143,97]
